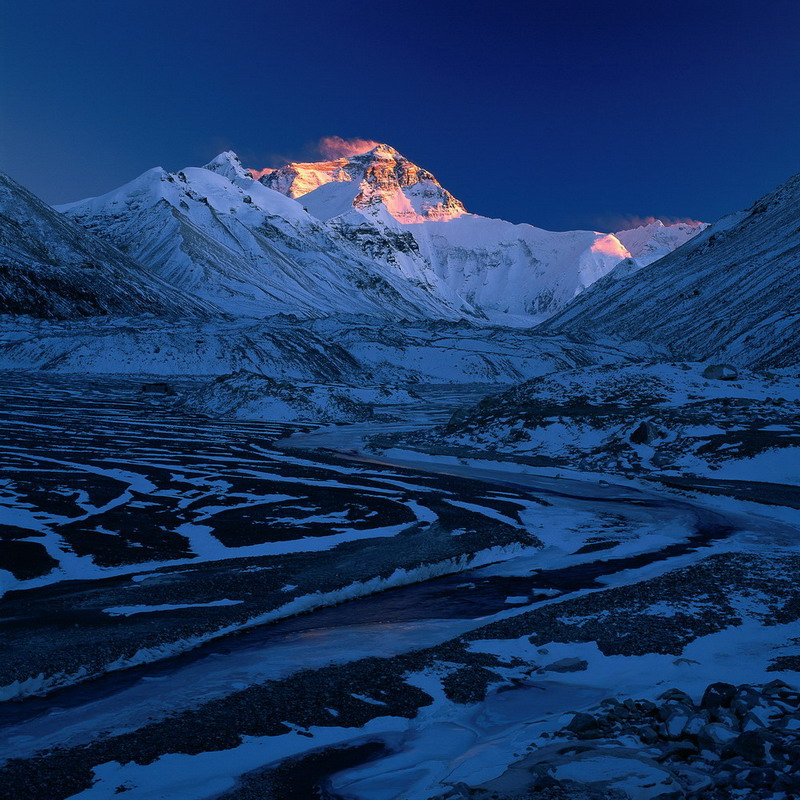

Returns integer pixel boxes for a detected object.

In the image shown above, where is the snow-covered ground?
[2,155,799,800]
[0,314,643,383]
[398,361,800,489]
[1,373,798,800]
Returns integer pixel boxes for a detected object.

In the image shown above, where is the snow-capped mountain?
[262,144,466,224]
[544,172,800,369]
[0,171,207,319]
[258,144,705,325]
[55,144,704,326]
[614,219,707,265]
[58,153,462,320]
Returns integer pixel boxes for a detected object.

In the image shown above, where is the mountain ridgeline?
[0,172,209,319]
[41,143,699,325]
[1,144,797,367]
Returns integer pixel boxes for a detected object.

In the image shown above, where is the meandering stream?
[0,379,782,800]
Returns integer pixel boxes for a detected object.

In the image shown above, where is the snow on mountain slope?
[260,145,704,325]
[0,171,208,319]
[379,216,631,325]
[544,172,800,369]
[58,153,461,320]
[614,219,707,269]
[55,145,704,326]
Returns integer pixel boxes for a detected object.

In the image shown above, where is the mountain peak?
[357,142,400,158]
[613,218,707,263]
[256,144,466,224]
[203,151,251,182]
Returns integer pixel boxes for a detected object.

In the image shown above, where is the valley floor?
[0,374,798,800]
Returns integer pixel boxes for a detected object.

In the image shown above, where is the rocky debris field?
[5,547,797,799]
[377,362,800,496]
[453,680,800,800]
[182,370,413,424]
[1,374,799,800]
[0,375,546,698]
[458,551,800,658]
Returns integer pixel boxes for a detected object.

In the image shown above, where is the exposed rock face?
[261,144,466,223]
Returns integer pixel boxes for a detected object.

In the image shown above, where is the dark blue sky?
[2,0,799,230]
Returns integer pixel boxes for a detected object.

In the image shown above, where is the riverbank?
[0,375,798,799]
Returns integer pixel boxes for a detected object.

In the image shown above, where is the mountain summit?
[259,143,466,224]
[57,159,455,319]
[247,145,705,324]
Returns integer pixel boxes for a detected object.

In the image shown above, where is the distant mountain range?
[3,142,797,368]
[41,144,703,324]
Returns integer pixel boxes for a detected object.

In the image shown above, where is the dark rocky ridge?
[543,172,800,369]
[0,171,209,319]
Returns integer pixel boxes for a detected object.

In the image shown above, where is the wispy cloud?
[317,136,381,159]
[240,136,383,177]
[594,213,706,232]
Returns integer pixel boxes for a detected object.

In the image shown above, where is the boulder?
[702,363,738,380]
[701,682,737,710]
[775,772,800,793]
[566,712,600,736]
[658,739,698,761]
[730,687,762,716]
[744,767,778,789]
[725,729,769,764]
[684,713,707,736]
[763,678,792,694]
[639,724,660,745]
[742,711,768,731]
[658,688,694,705]
[698,722,739,751]
[630,420,662,444]
[710,707,740,728]
[664,710,690,739]
[658,701,693,721]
